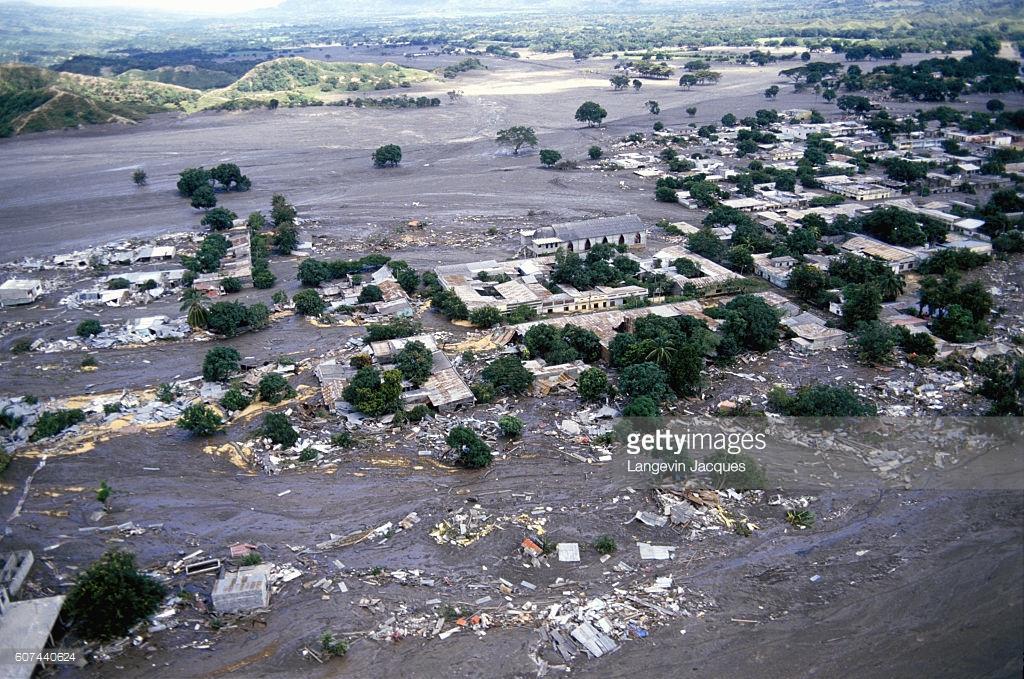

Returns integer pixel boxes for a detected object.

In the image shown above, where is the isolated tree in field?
[260,412,298,447]
[721,113,737,126]
[632,79,643,92]
[177,167,211,197]
[65,550,166,640]
[190,184,216,210]
[201,207,237,231]
[588,145,603,160]
[646,100,660,114]
[132,168,147,186]
[764,85,780,99]
[395,339,433,386]
[679,74,697,89]
[210,162,250,191]
[539,149,562,167]
[575,101,607,127]
[686,106,697,117]
[610,74,630,90]
[202,346,240,382]
[496,126,538,155]
[372,144,402,167]
[77,319,103,338]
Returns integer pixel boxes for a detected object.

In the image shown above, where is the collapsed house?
[0,551,66,679]
[193,226,254,294]
[211,564,270,613]
[507,300,718,363]
[0,278,42,306]
[648,246,746,296]
[781,311,849,352]
[317,333,474,414]
[435,256,648,315]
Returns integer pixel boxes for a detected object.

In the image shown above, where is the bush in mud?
[220,388,252,412]
[29,409,86,442]
[447,426,492,469]
[498,415,524,438]
[65,550,167,640]
[177,404,223,436]
[260,412,298,448]
[258,373,295,404]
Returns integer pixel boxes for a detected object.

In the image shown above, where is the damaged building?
[521,214,648,256]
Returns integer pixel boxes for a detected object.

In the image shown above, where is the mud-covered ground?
[1,48,1022,678]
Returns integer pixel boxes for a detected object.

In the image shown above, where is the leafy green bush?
[260,412,298,447]
[30,409,86,442]
[258,373,295,404]
[498,415,524,438]
[177,404,223,436]
[593,536,617,555]
[447,426,492,468]
[65,550,167,640]
[220,388,252,412]
[202,346,241,382]
[76,319,103,338]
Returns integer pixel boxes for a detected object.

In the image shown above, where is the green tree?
[202,346,241,382]
[539,149,562,167]
[787,264,831,305]
[258,373,296,404]
[481,355,534,395]
[577,367,610,401]
[190,184,216,210]
[76,319,103,338]
[372,144,403,167]
[853,321,898,365]
[177,167,211,197]
[206,301,250,336]
[574,101,607,127]
[293,289,326,316]
[252,267,277,289]
[220,388,252,412]
[469,305,503,328]
[271,194,297,226]
[342,367,403,416]
[260,412,298,447]
[714,294,781,356]
[619,362,669,401]
[64,550,166,640]
[395,340,433,387]
[200,207,237,231]
[623,395,659,417]
[107,277,130,290]
[496,126,538,155]
[588,145,603,160]
[655,186,678,203]
[841,283,882,329]
[220,276,243,294]
[273,222,299,254]
[357,285,384,304]
[177,403,223,436]
[447,426,492,468]
[769,384,876,416]
[686,106,697,117]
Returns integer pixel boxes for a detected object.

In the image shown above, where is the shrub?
[29,409,86,442]
[320,631,349,658]
[366,318,422,341]
[298,448,318,462]
[65,550,166,640]
[786,509,815,529]
[472,382,496,403]
[405,404,433,422]
[177,404,223,436]
[103,403,122,414]
[588,146,603,159]
[220,388,252,412]
[539,149,562,167]
[202,346,241,382]
[258,373,295,404]
[593,536,617,555]
[372,144,402,167]
[76,319,103,338]
[107,277,130,290]
[96,480,112,504]
[498,415,524,438]
[293,289,326,316]
[622,395,659,417]
[261,412,298,447]
[331,432,355,448]
[341,367,402,416]
[768,384,876,416]
[10,338,32,354]
[220,277,243,294]
[239,552,262,566]
[156,383,176,403]
[447,426,492,468]
[80,355,98,368]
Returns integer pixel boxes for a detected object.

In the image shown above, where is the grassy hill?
[0,63,200,137]
[115,66,239,90]
[195,57,434,109]
[0,58,436,136]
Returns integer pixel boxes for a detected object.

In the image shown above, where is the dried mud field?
[1,50,1022,678]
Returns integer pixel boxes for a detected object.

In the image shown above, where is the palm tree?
[645,338,677,367]
[877,271,906,301]
[180,289,209,329]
